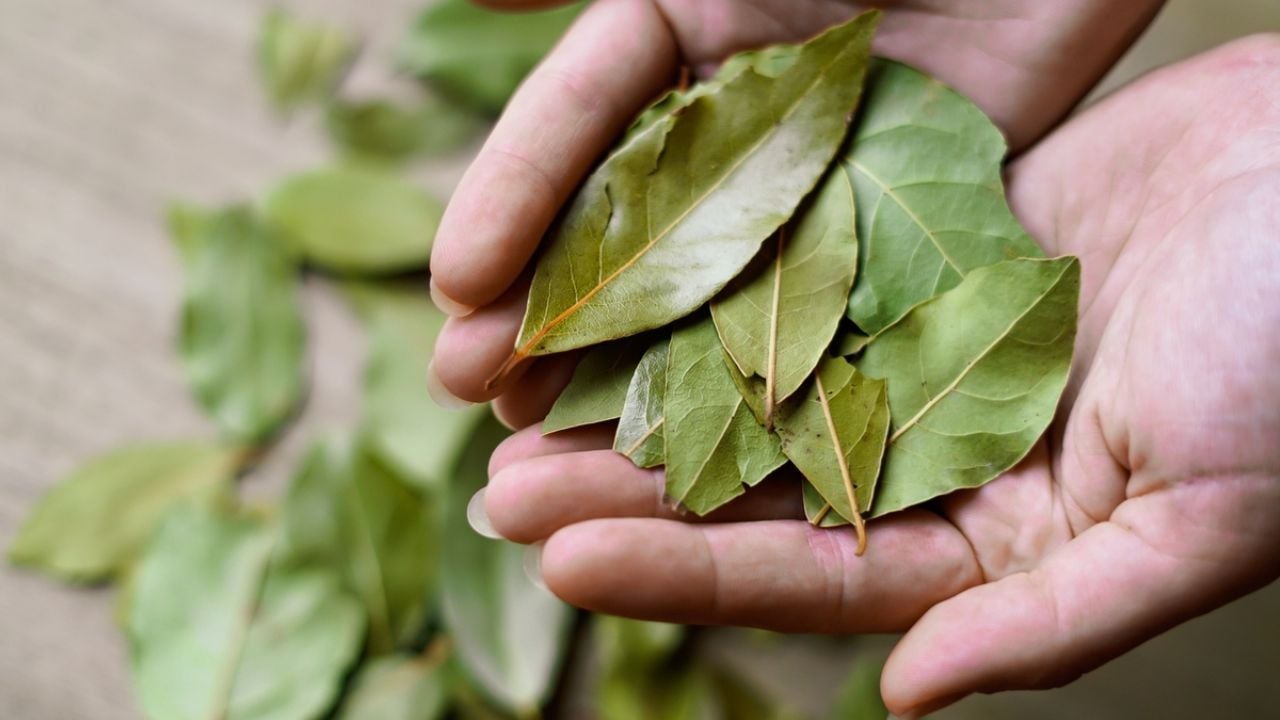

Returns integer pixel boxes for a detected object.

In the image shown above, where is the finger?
[881,479,1280,717]
[486,450,807,543]
[430,0,678,310]
[538,513,983,631]
[492,353,581,429]
[472,0,577,9]
[430,276,530,403]
[489,423,616,478]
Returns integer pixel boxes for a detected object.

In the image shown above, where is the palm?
[429,1,1280,714]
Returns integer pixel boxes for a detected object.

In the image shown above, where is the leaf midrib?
[846,159,967,276]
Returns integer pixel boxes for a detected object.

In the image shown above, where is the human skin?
[427,1,1280,715]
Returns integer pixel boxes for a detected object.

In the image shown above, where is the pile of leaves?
[8,3,889,719]
[533,12,1080,552]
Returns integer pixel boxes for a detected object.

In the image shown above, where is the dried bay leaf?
[258,8,355,113]
[844,60,1043,335]
[858,257,1080,516]
[265,165,443,275]
[543,337,648,433]
[336,653,449,720]
[176,206,305,442]
[711,165,858,426]
[8,441,241,582]
[441,412,572,714]
[279,436,437,655]
[775,357,889,552]
[613,338,669,468]
[665,317,786,515]
[501,13,880,376]
[835,330,871,358]
[129,505,364,720]
[325,96,484,164]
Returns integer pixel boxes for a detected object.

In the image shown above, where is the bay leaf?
[844,60,1044,335]
[711,164,858,426]
[503,13,880,373]
[176,206,305,442]
[325,96,484,163]
[336,653,449,720]
[802,483,847,529]
[543,338,647,433]
[835,330,870,358]
[613,338,669,468]
[775,357,889,552]
[129,505,365,720]
[279,435,437,655]
[265,165,443,275]
[8,441,241,582]
[857,256,1080,516]
[346,281,485,488]
[441,412,572,714]
[398,0,582,113]
[665,317,786,515]
[258,8,355,113]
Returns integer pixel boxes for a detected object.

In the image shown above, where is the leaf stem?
[763,229,785,429]
[814,373,867,555]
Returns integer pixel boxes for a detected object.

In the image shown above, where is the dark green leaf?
[336,653,449,720]
[176,206,305,442]
[828,653,888,720]
[613,339,669,468]
[441,412,572,714]
[398,0,582,113]
[264,165,443,275]
[844,60,1043,335]
[857,257,1080,516]
[325,96,484,163]
[8,441,240,582]
[258,8,356,112]
[543,338,647,433]
[593,616,700,720]
[507,13,879,367]
[711,164,858,425]
[665,316,786,515]
[279,436,437,655]
[129,505,365,720]
[835,330,871,358]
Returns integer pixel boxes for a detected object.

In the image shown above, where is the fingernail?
[523,542,547,590]
[426,360,474,410]
[466,488,503,539]
[430,277,475,317]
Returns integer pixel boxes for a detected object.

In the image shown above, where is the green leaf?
[398,0,582,113]
[129,505,365,720]
[441,412,572,714]
[711,164,858,426]
[835,330,871,358]
[665,316,786,515]
[543,338,648,433]
[593,616,696,720]
[8,441,240,582]
[775,357,889,548]
[613,338,669,468]
[336,653,449,720]
[325,96,484,163]
[828,653,889,720]
[257,8,356,113]
[802,483,847,529]
[507,13,880,367]
[264,165,443,275]
[844,60,1044,335]
[345,281,486,488]
[279,436,437,655]
[176,206,305,442]
[857,257,1080,516]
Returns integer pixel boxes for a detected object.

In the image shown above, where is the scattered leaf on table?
[665,317,786,515]
[346,281,485,488]
[257,8,355,113]
[504,13,879,371]
[441,412,572,715]
[775,357,889,550]
[711,164,858,425]
[325,96,484,163]
[279,435,437,655]
[543,338,648,433]
[265,164,443,275]
[398,0,582,113]
[857,257,1080,516]
[176,206,305,442]
[613,338,669,468]
[844,60,1043,335]
[336,653,449,720]
[129,505,365,720]
[9,441,241,582]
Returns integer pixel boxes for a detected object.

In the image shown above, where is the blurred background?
[2,1,1278,718]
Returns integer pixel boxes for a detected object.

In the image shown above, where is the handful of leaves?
[527,12,1081,552]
